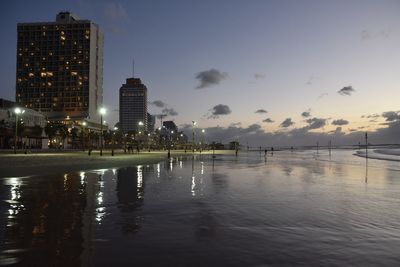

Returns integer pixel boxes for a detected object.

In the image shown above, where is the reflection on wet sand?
[1,150,399,266]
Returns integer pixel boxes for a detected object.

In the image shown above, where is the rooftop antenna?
[132,58,135,78]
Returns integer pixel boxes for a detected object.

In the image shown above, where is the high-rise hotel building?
[119,78,148,133]
[16,12,103,122]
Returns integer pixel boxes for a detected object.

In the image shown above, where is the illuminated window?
[42,32,46,36]
[48,82,52,86]
[71,71,78,76]
[85,35,89,39]
[49,52,53,56]
[30,52,34,56]
[25,63,29,67]
[60,36,66,41]
[46,72,53,77]
[40,72,47,77]
[42,57,46,60]
[78,81,82,85]
[85,30,90,34]
[17,78,22,83]
[66,61,69,65]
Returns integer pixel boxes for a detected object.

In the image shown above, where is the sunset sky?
[0,0,399,145]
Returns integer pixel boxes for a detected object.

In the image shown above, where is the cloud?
[306,117,327,130]
[382,111,400,122]
[150,100,166,108]
[361,29,391,40]
[104,2,129,21]
[332,119,349,126]
[338,86,355,96]
[195,69,228,89]
[162,108,178,116]
[301,110,311,118]
[318,92,329,100]
[255,109,268,114]
[180,120,400,147]
[254,73,265,79]
[280,118,295,128]
[263,118,274,123]
[362,113,380,119]
[229,122,242,127]
[208,104,232,119]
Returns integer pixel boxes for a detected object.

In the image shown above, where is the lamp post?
[201,129,205,152]
[82,121,87,151]
[99,107,106,156]
[112,126,118,156]
[138,121,144,152]
[192,121,196,152]
[13,107,25,154]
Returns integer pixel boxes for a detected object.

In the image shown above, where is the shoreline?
[0,150,233,178]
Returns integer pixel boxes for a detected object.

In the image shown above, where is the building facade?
[119,78,148,133]
[16,12,103,123]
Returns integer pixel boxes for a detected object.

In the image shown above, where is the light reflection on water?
[0,150,400,266]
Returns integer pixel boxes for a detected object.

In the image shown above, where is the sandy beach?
[0,149,233,178]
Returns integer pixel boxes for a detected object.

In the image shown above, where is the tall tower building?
[119,78,148,133]
[16,12,103,122]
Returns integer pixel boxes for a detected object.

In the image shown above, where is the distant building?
[15,12,104,122]
[0,104,47,149]
[0,98,15,109]
[147,113,155,133]
[119,78,148,133]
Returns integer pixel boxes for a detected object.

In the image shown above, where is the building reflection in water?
[116,165,149,234]
[1,173,88,266]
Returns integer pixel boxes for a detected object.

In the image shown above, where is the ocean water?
[1,150,400,266]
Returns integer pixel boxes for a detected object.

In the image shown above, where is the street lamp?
[14,107,25,154]
[82,121,87,151]
[99,107,106,156]
[201,129,205,152]
[192,121,197,152]
[112,126,118,156]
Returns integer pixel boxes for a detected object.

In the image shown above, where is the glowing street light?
[99,107,107,156]
[192,121,197,152]
[14,107,25,154]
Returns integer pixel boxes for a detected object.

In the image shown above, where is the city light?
[99,107,106,115]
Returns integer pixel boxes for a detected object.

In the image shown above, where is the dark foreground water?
[1,150,400,266]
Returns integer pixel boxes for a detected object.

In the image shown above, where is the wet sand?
[0,150,233,178]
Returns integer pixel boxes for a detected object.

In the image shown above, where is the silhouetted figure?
[271,147,274,156]
[290,146,293,152]
[235,148,238,156]
[264,149,267,156]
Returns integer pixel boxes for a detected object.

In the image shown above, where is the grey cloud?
[280,118,295,128]
[306,117,327,130]
[361,29,391,40]
[104,2,129,21]
[263,118,274,123]
[338,86,355,96]
[208,104,232,119]
[301,110,311,118]
[362,113,380,119]
[195,69,228,89]
[255,109,268,114]
[162,108,178,116]
[150,100,166,108]
[254,73,265,79]
[332,119,349,126]
[382,111,400,122]
[318,92,328,99]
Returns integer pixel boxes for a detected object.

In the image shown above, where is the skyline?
[1,0,399,145]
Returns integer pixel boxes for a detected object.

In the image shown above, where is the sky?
[0,0,399,146]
